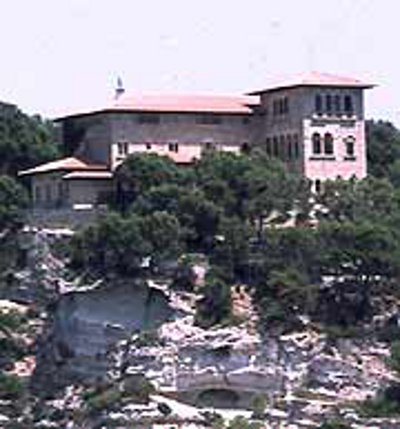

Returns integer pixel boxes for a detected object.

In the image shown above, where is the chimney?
[115,76,125,99]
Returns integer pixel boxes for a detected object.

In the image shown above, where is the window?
[334,95,341,115]
[326,95,332,115]
[273,97,289,116]
[197,114,222,125]
[315,179,322,193]
[312,133,322,155]
[293,134,300,159]
[117,141,128,156]
[280,135,286,159]
[287,135,292,160]
[45,184,52,203]
[273,137,279,157]
[138,113,160,124]
[204,141,216,151]
[273,100,279,116]
[241,142,250,154]
[283,97,289,114]
[344,95,353,116]
[315,94,323,114]
[324,133,334,155]
[277,99,282,115]
[35,186,41,203]
[168,142,179,153]
[345,136,355,157]
[265,137,271,156]
[57,182,63,202]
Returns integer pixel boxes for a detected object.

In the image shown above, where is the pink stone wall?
[112,142,241,169]
[303,118,367,181]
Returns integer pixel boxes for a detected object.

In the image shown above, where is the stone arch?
[197,388,240,408]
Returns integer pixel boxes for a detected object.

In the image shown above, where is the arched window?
[345,136,355,157]
[334,95,341,115]
[324,133,334,155]
[312,133,322,155]
[344,95,353,116]
[315,94,322,114]
[326,95,332,114]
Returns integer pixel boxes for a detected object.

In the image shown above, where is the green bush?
[86,387,122,412]
[0,310,25,332]
[170,256,198,291]
[251,393,267,418]
[228,416,263,429]
[359,384,400,417]
[317,420,352,429]
[122,375,155,403]
[0,373,26,400]
[70,211,181,276]
[195,274,232,328]
[389,341,400,373]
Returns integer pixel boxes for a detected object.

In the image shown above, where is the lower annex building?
[19,71,373,209]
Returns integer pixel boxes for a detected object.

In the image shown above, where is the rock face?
[33,281,174,392]
[113,314,397,410]
[15,228,398,424]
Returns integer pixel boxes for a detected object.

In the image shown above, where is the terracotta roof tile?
[19,157,108,176]
[62,170,113,180]
[249,71,374,94]
[55,94,259,119]
[111,94,258,113]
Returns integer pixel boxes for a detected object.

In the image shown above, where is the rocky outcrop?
[112,314,397,412]
[32,280,174,392]
[4,227,399,427]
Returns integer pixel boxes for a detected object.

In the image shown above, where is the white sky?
[0,0,396,123]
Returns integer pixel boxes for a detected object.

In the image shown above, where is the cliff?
[1,227,400,428]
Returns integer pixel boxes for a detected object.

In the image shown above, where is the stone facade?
[107,111,253,170]
[20,72,373,208]
[252,83,369,189]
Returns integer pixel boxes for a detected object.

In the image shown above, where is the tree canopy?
[0,102,59,176]
[71,119,400,332]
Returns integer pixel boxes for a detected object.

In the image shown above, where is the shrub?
[195,274,232,328]
[0,373,26,400]
[389,341,400,373]
[122,375,155,403]
[228,416,263,429]
[251,393,267,418]
[359,384,400,417]
[317,419,352,429]
[170,257,197,291]
[86,387,122,412]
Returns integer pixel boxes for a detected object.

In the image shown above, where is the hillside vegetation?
[2,106,400,425]
[67,120,400,334]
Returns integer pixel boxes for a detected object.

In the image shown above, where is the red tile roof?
[62,170,113,180]
[249,71,375,94]
[56,94,259,119]
[112,94,258,113]
[19,157,108,176]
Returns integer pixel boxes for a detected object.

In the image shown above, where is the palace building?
[19,72,373,209]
